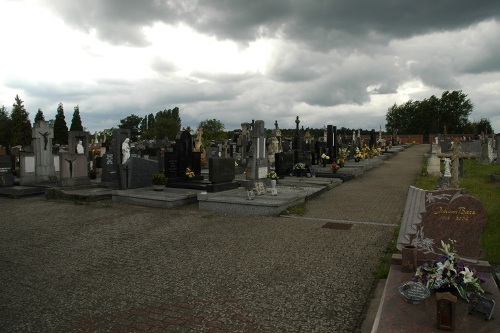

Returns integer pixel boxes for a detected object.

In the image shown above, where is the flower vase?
[322,159,327,167]
[339,162,344,168]
[152,185,164,191]
[271,179,276,189]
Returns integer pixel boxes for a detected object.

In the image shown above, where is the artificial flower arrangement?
[151,173,166,185]
[294,163,306,170]
[321,153,330,160]
[266,171,278,179]
[185,167,195,179]
[331,162,340,171]
[338,147,348,164]
[354,148,364,161]
[412,240,486,301]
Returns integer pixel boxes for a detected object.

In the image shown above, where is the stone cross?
[223,140,230,158]
[437,138,475,188]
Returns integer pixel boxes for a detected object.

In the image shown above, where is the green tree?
[118,114,143,141]
[34,108,45,123]
[70,105,84,131]
[385,91,474,134]
[0,105,12,146]
[198,118,225,140]
[475,118,494,135]
[10,95,32,147]
[438,90,473,133]
[139,113,156,140]
[154,107,181,140]
[53,103,68,145]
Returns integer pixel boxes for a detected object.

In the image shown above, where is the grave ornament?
[437,138,475,188]
[122,138,130,163]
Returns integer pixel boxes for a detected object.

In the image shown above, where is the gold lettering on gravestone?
[433,206,476,221]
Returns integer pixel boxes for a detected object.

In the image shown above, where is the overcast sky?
[1,0,499,135]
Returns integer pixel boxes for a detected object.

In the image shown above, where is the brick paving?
[0,145,428,332]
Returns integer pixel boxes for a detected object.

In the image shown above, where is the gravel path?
[0,145,428,332]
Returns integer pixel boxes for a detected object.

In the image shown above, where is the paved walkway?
[0,145,428,333]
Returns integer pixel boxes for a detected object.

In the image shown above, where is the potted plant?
[293,163,306,177]
[331,162,340,173]
[151,173,166,191]
[185,167,195,179]
[266,171,278,189]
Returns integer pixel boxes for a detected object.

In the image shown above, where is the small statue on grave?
[39,131,50,150]
[76,140,84,154]
[443,158,452,178]
[65,158,76,178]
[122,138,131,164]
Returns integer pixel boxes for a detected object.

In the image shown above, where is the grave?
[100,129,131,189]
[121,157,159,189]
[164,130,235,192]
[275,151,294,177]
[20,120,57,185]
[497,134,500,165]
[437,138,476,189]
[59,152,89,187]
[164,130,201,183]
[246,120,268,181]
[0,155,14,186]
[373,185,500,332]
[397,186,487,261]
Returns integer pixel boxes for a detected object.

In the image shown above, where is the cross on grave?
[437,138,475,188]
[223,140,230,158]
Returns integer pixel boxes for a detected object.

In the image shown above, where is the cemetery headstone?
[239,122,251,166]
[496,134,500,165]
[247,120,268,181]
[122,157,159,189]
[397,186,487,261]
[208,158,235,184]
[0,155,14,186]
[59,152,89,186]
[31,120,56,183]
[164,130,201,182]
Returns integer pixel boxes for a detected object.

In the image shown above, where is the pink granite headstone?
[397,187,487,260]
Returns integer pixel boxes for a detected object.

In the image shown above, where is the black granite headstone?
[209,158,235,184]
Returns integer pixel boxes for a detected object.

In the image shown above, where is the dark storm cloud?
[42,0,500,49]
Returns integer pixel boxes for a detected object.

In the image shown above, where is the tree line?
[0,95,83,148]
[1,90,494,149]
[385,90,493,135]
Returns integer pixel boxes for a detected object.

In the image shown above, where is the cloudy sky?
[1,0,499,135]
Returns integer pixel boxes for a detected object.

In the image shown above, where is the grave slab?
[372,265,500,332]
[198,178,341,216]
[0,185,46,198]
[112,187,202,208]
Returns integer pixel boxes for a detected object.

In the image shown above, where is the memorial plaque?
[258,167,268,179]
[164,152,178,178]
[398,281,430,304]
[469,293,496,321]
